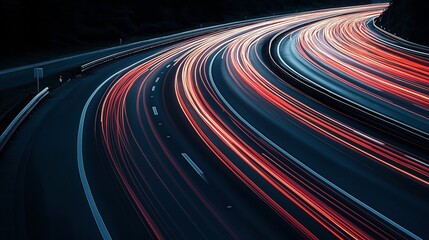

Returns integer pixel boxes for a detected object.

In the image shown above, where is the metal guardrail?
[80,27,238,72]
[371,19,429,57]
[81,38,180,72]
[267,21,429,149]
[80,6,376,73]
[80,15,283,72]
[0,87,49,152]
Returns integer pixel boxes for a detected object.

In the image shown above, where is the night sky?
[0,0,371,63]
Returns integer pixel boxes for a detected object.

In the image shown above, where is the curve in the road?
[73,3,428,239]
[271,9,429,148]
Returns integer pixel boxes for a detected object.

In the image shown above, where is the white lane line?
[155,77,160,83]
[166,64,171,68]
[152,106,159,116]
[181,153,208,183]
[78,79,114,240]
[78,54,156,240]
[273,32,428,142]
[152,86,156,92]
[208,48,421,240]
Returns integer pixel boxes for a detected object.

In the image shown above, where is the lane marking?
[166,64,171,68]
[152,106,158,116]
[273,31,428,142]
[155,77,160,83]
[152,86,156,92]
[208,48,420,239]
[78,79,113,240]
[78,54,155,240]
[181,153,208,183]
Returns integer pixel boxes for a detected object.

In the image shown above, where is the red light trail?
[89,3,427,239]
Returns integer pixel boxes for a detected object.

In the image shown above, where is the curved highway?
[1,3,428,239]
[271,9,429,148]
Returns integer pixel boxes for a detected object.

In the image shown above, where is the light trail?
[82,3,428,239]
[272,9,429,146]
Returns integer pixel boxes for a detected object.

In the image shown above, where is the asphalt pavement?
[1,3,427,239]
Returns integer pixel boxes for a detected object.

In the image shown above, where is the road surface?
[1,3,428,239]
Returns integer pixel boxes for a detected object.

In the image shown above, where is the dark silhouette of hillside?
[1,0,370,67]
[376,0,429,46]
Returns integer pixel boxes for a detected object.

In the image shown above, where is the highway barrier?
[0,87,49,152]
[267,25,429,149]
[81,38,180,72]
[80,14,284,73]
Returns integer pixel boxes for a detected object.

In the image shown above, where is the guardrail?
[81,38,180,72]
[0,87,49,152]
[371,19,429,57]
[80,27,239,73]
[267,22,429,149]
[80,15,281,72]
[80,6,377,73]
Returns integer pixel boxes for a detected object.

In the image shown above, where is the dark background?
[377,0,429,46]
[0,0,372,68]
